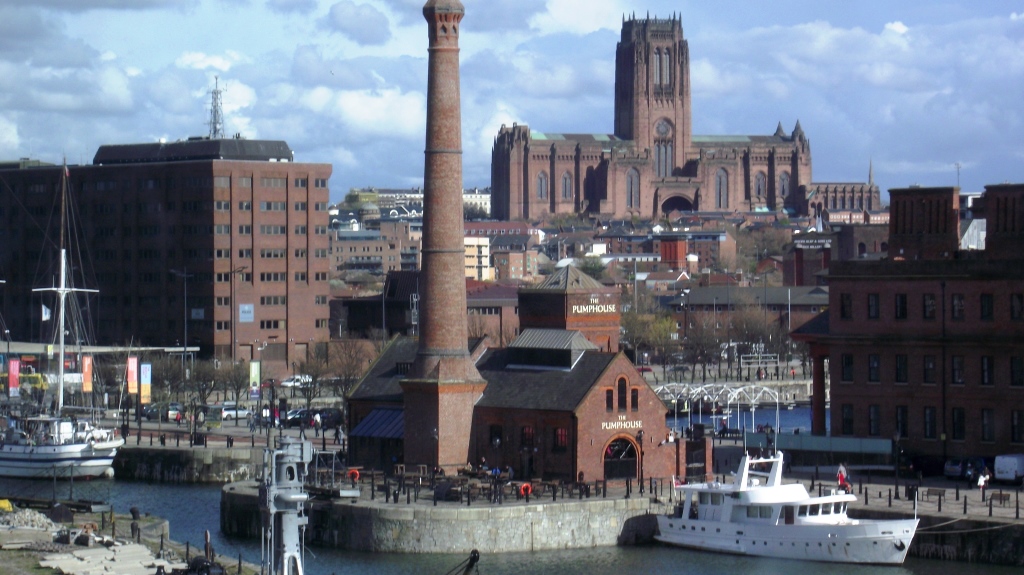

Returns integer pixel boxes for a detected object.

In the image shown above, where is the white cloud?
[322,1,392,46]
[529,0,626,35]
[175,51,240,72]
[0,115,20,154]
[300,87,425,140]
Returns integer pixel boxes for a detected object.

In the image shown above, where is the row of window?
[606,378,640,412]
[840,292,1024,322]
[840,404,1024,443]
[534,172,575,201]
[489,424,568,452]
[89,223,329,239]
[258,272,330,282]
[838,352,1024,386]
[218,318,328,330]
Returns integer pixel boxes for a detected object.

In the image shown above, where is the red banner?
[8,359,19,398]
[127,356,138,394]
[82,355,93,393]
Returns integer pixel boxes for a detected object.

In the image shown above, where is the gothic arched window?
[653,50,661,86]
[715,168,728,209]
[561,172,572,200]
[778,172,790,199]
[626,168,640,208]
[755,172,766,198]
[536,172,548,200]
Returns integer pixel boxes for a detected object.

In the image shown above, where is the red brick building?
[518,266,621,352]
[491,16,814,221]
[0,140,331,377]
[794,184,1024,465]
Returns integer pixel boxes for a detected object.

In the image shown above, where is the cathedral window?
[653,50,661,85]
[536,171,548,200]
[626,168,640,208]
[561,172,572,200]
[778,172,790,199]
[755,172,766,198]
[715,169,729,209]
[662,49,671,87]
[655,142,673,178]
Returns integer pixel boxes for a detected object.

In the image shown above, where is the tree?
[189,360,218,405]
[464,203,489,220]
[218,361,251,403]
[683,312,717,383]
[575,256,606,280]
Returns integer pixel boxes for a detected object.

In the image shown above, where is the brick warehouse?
[794,183,1024,465]
[348,266,709,483]
[0,139,331,378]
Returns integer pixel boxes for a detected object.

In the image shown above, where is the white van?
[993,454,1024,484]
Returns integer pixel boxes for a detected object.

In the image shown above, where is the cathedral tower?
[614,15,692,178]
[401,0,487,472]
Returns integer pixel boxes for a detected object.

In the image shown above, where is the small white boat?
[0,415,122,479]
[656,451,918,564]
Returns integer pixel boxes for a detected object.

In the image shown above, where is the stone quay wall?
[221,481,663,553]
[114,446,262,483]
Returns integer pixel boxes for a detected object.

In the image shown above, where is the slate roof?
[475,347,618,412]
[93,138,294,164]
[349,408,404,439]
[527,265,607,292]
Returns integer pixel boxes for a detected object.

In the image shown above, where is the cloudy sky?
[0,0,1021,205]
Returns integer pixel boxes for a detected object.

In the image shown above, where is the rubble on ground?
[0,508,61,532]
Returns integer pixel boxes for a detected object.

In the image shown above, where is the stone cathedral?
[491,15,878,222]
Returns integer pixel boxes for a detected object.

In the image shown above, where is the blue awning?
[349,408,404,439]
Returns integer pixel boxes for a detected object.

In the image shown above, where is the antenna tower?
[208,76,225,139]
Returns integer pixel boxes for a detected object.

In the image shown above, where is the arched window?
[536,172,548,200]
[778,172,790,198]
[626,168,640,208]
[653,50,661,85]
[840,195,846,210]
[617,378,627,412]
[755,172,766,198]
[715,168,728,209]
[561,172,572,200]
[662,49,671,86]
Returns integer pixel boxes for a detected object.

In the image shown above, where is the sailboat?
[0,165,124,479]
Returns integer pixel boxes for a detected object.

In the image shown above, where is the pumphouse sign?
[601,417,643,430]
[571,296,617,315]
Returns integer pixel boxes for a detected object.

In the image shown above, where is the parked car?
[160,402,184,422]
[280,375,312,388]
[994,454,1024,485]
[314,407,343,429]
[219,402,252,421]
[944,457,986,480]
[283,408,313,428]
[141,404,160,420]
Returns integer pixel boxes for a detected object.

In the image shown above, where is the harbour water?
[1,475,1020,575]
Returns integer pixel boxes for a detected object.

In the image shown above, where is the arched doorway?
[661,195,693,214]
[603,436,639,479]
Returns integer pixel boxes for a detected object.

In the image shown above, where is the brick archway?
[602,435,640,479]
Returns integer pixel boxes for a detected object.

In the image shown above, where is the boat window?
[809,504,820,515]
[798,505,808,516]
[821,503,832,515]
[759,506,772,519]
[711,493,724,505]
[746,506,759,518]
[699,493,710,505]
[834,502,843,514]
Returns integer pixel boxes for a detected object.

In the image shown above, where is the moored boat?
[655,450,918,564]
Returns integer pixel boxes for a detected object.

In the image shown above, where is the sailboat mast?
[57,249,68,413]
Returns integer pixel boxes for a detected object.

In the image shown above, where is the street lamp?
[636,429,645,495]
[170,268,193,397]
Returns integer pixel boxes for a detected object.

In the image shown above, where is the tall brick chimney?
[401,0,486,472]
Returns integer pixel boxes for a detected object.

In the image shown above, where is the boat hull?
[655,516,918,565]
[0,440,124,479]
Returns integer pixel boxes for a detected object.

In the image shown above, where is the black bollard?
[956,484,960,501]
[176,434,180,447]
[150,434,153,446]
[963,495,968,515]
[251,434,255,447]
[407,490,411,504]
[394,489,399,505]
[1016,492,1020,520]
[989,497,993,517]
[865,490,869,506]
[371,476,375,501]
[858,479,863,495]
[888,490,892,507]
[938,495,942,513]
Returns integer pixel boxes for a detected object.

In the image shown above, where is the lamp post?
[170,268,193,398]
[636,429,645,495]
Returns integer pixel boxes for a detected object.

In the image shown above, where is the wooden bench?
[923,488,946,501]
[990,492,1011,506]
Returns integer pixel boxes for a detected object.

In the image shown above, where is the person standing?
[313,411,322,437]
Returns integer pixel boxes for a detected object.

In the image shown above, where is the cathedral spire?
[868,158,874,186]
